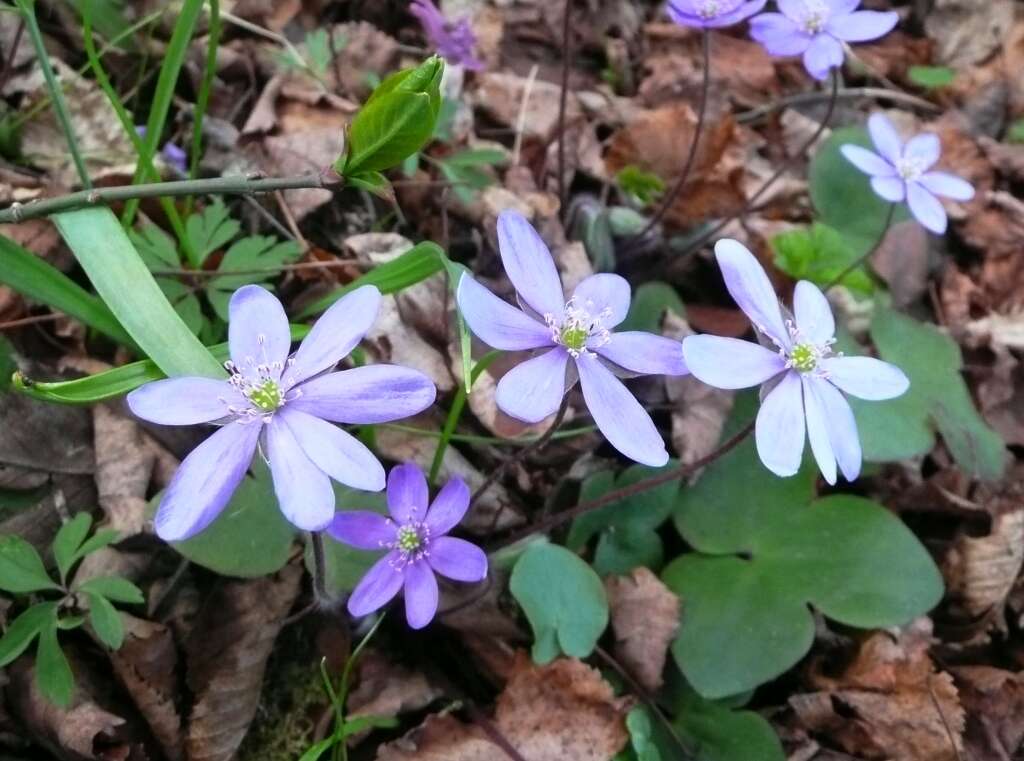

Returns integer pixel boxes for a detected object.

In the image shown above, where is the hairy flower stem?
[825,202,896,291]
[311,531,330,603]
[488,418,755,552]
[556,0,573,221]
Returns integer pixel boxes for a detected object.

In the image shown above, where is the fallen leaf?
[605,568,679,692]
[348,649,444,724]
[924,0,1016,68]
[951,666,1024,761]
[472,72,583,142]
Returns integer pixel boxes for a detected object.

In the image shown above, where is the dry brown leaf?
[943,509,1024,622]
[258,125,343,222]
[924,0,1016,68]
[473,72,583,142]
[951,666,1024,761]
[348,650,444,723]
[605,568,679,692]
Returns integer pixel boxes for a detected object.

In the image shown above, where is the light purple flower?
[681,240,909,484]
[329,463,487,629]
[127,285,437,541]
[456,210,688,467]
[135,125,188,175]
[667,0,767,29]
[840,113,975,235]
[749,0,898,81]
[410,0,483,71]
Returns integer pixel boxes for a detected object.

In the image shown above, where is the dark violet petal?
[127,377,239,425]
[814,376,862,481]
[155,422,261,541]
[840,144,896,178]
[289,365,436,424]
[428,536,488,582]
[387,462,429,524]
[289,285,381,386]
[907,182,947,234]
[802,34,844,81]
[457,275,554,351]
[826,10,898,42]
[595,332,688,376]
[425,477,470,535]
[495,347,570,424]
[348,551,404,617]
[871,176,906,202]
[682,334,785,389]
[802,376,837,485]
[867,113,903,163]
[228,285,291,376]
[266,416,336,531]
[713,239,790,349]
[919,172,974,202]
[496,210,565,318]
[792,281,835,346]
[327,511,395,550]
[755,370,805,478]
[279,409,385,492]
[403,560,439,629]
[821,356,909,400]
[571,274,631,328]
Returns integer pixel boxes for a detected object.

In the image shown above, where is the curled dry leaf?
[924,0,1016,68]
[605,568,679,693]
[347,649,444,726]
[472,72,583,142]
[950,666,1024,761]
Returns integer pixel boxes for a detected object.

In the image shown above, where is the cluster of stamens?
[800,0,830,32]
[222,334,297,419]
[544,298,613,359]
[895,156,927,182]
[383,511,431,568]
[778,320,838,375]
[696,0,724,18]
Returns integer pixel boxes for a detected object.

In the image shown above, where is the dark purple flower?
[410,0,483,71]
[127,285,437,541]
[329,463,487,629]
[682,240,909,484]
[667,0,767,29]
[840,113,975,234]
[749,0,898,81]
[456,210,688,467]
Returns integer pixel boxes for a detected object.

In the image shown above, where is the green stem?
[335,613,386,761]
[185,0,221,216]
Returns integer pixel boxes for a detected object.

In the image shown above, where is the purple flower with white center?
[456,210,688,467]
[667,0,767,29]
[681,240,910,484]
[329,463,487,629]
[409,0,483,71]
[127,285,437,542]
[749,0,898,81]
[840,113,975,235]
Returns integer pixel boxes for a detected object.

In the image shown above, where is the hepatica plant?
[410,0,483,71]
[666,0,766,28]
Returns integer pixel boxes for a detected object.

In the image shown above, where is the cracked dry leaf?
[348,650,444,725]
[605,568,679,692]
[944,508,1024,623]
[376,654,631,761]
[951,666,1024,761]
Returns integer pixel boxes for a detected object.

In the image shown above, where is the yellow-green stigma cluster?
[396,525,423,553]
[247,379,283,412]
[789,343,819,373]
[560,324,589,353]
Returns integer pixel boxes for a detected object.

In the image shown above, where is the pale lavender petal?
[793,281,835,346]
[403,560,439,629]
[128,377,239,425]
[571,274,631,328]
[750,14,813,56]
[840,144,896,177]
[825,0,859,13]
[714,239,790,348]
[425,477,470,535]
[707,0,767,27]
[903,133,941,170]
[868,113,904,163]
[776,0,808,19]
[871,176,906,202]
[327,511,394,550]
[821,356,909,400]
[289,365,436,424]
[919,171,975,202]
[577,356,668,467]
[428,537,488,582]
[814,377,862,481]
[907,182,947,234]
[387,462,429,524]
[826,10,898,42]
[595,332,688,376]
[803,34,844,81]
[266,416,335,531]
[755,371,805,477]
[497,210,565,318]
[348,551,404,617]
[155,422,261,541]
[289,285,381,386]
[279,409,385,492]
[228,285,291,375]
[495,347,569,424]
[457,275,554,351]
[802,376,837,485]
[682,334,785,389]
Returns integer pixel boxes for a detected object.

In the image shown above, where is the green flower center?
[396,525,422,553]
[247,379,283,412]
[560,324,589,353]
[789,343,818,373]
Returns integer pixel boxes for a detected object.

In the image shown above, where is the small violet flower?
[329,463,487,629]
[840,113,975,235]
[667,0,767,29]
[457,210,688,467]
[749,0,898,81]
[135,125,188,175]
[127,285,437,541]
[681,240,910,484]
[410,0,483,71]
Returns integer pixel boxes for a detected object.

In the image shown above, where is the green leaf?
[206,235,302,320]
[1009,119,1024,144]
[0,602,56,668]
[509,543,608,663]
[86,592,124,649]
[908,65,956,90]
[77,576,144,605]
[130,222,180,270]
[157,278,205,336]
[673,685,785,761]
[621,707,662,761]
[298,736,336,761]
[620,282,685,333]
[771,223,874,296]
[436,158,496,205]
[346,171,396,202]
[53,207,225,378]
[66,529,119,569]
[305,486,389,595]
[52,513,92,584]
[0,535,59,593]
[570,204,616,273]
[616,165,665,205]
[186,199,242,265]
[850,306,1007,479]
[339,713,400,738]
[36,616,74,707]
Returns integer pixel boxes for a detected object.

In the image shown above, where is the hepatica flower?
[128,285,436,541]
[682,240,909,484]
[329,463,487,629]
[457,210,688,467]
[750,0,898,81]
[840,113,975,234]
[410,0,483,71]
[667,0,767,29]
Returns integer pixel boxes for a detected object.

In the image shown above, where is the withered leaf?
[605,568,679,692]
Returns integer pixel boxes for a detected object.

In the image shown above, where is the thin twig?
[736,86,939,124]
[556,0,573,221]
[825,202,896,291]
[927,674,964,761]
[512,63,539,166]
[0,313,62,330]
[465,705,529,761]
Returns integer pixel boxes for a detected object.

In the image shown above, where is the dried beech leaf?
[944,509,1024,621]
[605,568,679,692]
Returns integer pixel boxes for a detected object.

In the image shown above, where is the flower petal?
[228,285,291,375]
[348,551,404,617]
[289,365,436,424]
[496,347,570,424]
[595,332,688,376]
[428,536,488,582]
[289,285,381,386]
[266,416,336,531]
[571,274,631,328]
[327,511,394,550]
[403,560,439,629]
[128,377,239,425]
[457,275,554,351]
[867,113,904,163]
[802,33,844,81]
[840,144,896,177]
[907,182,947,234]
[155,422,261,541]
[776,0,809,19]
[750,14,812,55]
[714,239,790,348]
[919,171,975,202]
[279,409,385,492]
[815,377,862,481]
[821,356,909,400]
[825,0,859,13]
[903,133,941,170]
[682,334,786,389]
[826,10,898,42]
[577,356,668,466]
[425,477,470,535]
[708,0,767,27]
[755,371,805,478]
[793,281,835,346]
[496,209,565,318]
[871,176,906,202]
[387,462,429,524]
[802,376,837,485]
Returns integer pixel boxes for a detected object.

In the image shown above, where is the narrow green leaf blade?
[0,602,56,668]
[86,592,124,649]
[77,576,144,604]
[36,617,75,707]
[0,535,60,593]
[52,513,92,584]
